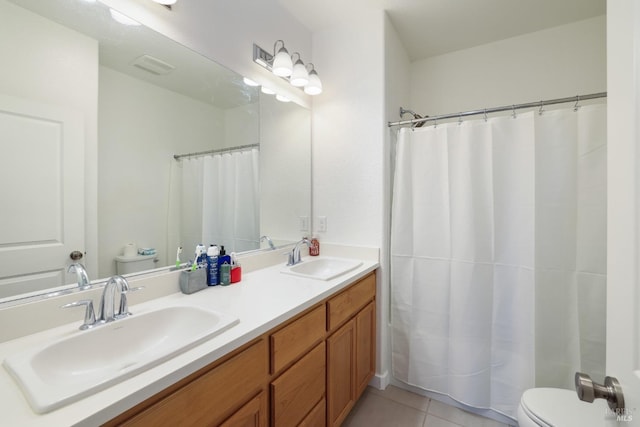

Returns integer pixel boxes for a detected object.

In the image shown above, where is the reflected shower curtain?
[180,148,260,253]
[390,104,606,419]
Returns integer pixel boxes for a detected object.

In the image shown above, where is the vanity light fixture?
[289,53,309,87]
[272,40,293,77]
[304,64,323,95]
[252,42,322,96]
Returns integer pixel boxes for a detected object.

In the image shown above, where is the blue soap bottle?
[207,245,219,286]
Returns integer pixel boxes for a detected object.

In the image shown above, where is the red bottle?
[309,237,320,256]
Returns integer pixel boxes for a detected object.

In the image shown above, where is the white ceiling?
[277,0,606,61]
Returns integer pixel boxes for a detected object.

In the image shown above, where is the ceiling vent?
[131,54,175,75]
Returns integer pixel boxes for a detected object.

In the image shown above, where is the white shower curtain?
[180,148,260,253]
[390,104,606,419]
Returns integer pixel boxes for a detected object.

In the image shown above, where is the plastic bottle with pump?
[207,245,219,286]
[217,246,231,285]
[310,236,320,256]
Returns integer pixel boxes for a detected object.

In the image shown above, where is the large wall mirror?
[0,0,311,303]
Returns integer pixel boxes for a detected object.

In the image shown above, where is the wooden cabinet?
[220,391,267,427]
[271,342,326,426]
[326,274,376,427]
[106,271,376,427]
[355,302,376,398]
[327,273,375,331]
[299,398,326,427]
[270,305,326,374]
[327,318,356,426]
[112,339,268,427]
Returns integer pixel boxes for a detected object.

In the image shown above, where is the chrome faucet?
[287,238,312,266]
[68,263,91,290]
[62,275,143,330]
[261,235,276,250]
[98,275,136,322]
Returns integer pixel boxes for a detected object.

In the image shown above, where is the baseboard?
[369,370,390,390]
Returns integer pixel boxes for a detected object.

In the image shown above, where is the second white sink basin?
[4,305,238,413]
[282,257,363,281]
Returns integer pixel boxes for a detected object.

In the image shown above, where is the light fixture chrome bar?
[253,44,274,70]
[174,143,259,161]
[388,92,607,127]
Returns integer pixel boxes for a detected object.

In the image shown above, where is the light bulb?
[261,86,275,95]
[290,59,309,87]
[276,94,291,103]
[272,47,293,77]
[304,70,322,95]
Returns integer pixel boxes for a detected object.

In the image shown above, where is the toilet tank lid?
[521,388,608,426]
[115,254,156,263]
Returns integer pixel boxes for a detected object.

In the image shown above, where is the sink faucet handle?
[117,286,145,318]
[62,299,96,330]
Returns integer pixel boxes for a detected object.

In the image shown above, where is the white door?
[602,0,640,425]
[0,94,84,298]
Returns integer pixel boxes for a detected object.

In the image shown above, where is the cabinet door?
[355,301,375,399]
[327,319,356,427]
[220,391,267,427]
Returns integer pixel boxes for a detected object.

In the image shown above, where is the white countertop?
[0,254,378,426]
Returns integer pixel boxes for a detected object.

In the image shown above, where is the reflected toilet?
[115,254,156,275]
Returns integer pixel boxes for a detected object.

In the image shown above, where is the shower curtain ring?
[483,109,488,122]
[433,117,438,128]
[538,101,544,116]
[458,113,463,125]
[512,105,517,119]
[574,95,581,111]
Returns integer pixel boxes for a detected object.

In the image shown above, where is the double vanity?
[0,245,379,426]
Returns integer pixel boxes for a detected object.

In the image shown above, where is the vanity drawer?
[270,304,326,374]
[327,273,375,332]
[271,341,326,426]
[120,339,268,427]
[299,397,326,427]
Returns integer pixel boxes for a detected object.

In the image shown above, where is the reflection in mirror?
[0,0,311,304]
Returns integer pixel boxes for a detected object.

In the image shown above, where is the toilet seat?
[518,387,608,427]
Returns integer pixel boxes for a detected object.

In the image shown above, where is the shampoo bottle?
[207,245,219,286]
[220,262,231,286]
[217,245,231,283]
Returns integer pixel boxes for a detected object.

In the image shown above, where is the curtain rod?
[387,92,607,128]
[174,143,259,161]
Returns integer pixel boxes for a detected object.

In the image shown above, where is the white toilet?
[517,388,607,426]
[114,254,157,275]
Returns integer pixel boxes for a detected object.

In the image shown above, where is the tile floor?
[343,385,516,427]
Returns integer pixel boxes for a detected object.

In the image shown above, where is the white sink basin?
[4,305,238,413]
[282,257,363,281]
